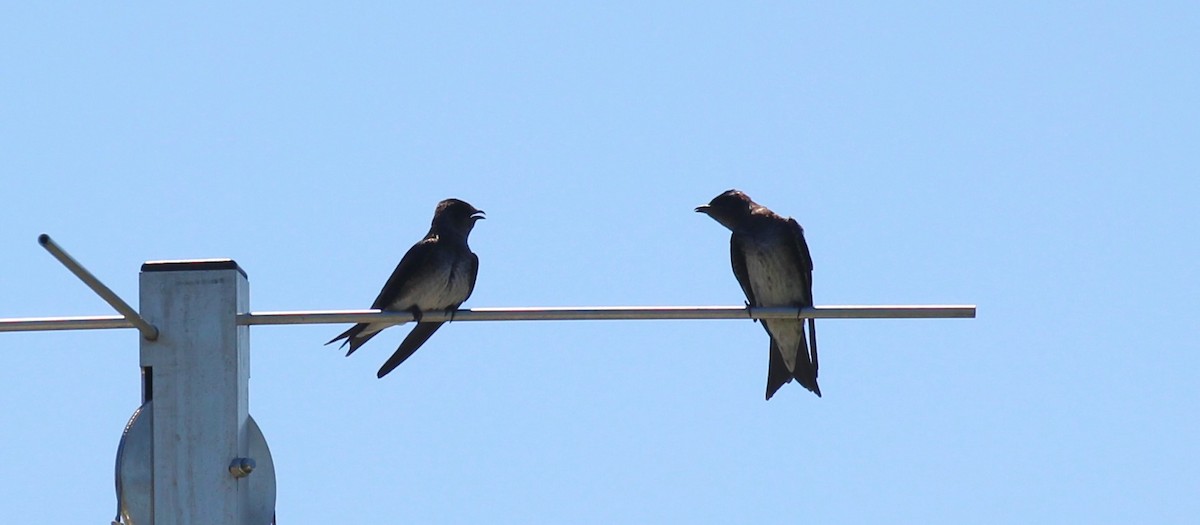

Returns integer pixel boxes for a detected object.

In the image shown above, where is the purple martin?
[696,190,821,399]
[327,198,484,378]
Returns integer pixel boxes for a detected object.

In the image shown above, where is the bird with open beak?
[327,198,485,378]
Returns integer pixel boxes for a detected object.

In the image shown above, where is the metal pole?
[38,234,159,340]
[139,259,252,524]
[238,304,977,326]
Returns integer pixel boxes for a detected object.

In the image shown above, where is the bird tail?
[764,323,821,399]
[765,340,792,400]
[376,322,444,378]
[325,323,383,356]
[792,323,821,397]
[808,318,818,372]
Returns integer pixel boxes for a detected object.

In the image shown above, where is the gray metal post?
[139,260,251,524]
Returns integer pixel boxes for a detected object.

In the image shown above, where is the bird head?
[695,189,755,231]
[432,198,485,237]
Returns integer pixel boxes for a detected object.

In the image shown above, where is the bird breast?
[742,238,806,306]
[390,249,474,311]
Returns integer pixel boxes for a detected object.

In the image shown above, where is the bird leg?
[407,306,424,323]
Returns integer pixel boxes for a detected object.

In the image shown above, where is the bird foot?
[408,306,423,323]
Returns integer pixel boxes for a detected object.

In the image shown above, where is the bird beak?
[472,210,486,220]
[694,205,710,214]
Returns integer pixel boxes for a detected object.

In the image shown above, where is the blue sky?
[2,2,1197,523]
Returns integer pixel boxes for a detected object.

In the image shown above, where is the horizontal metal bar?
[239,305,976,326]
[38,234,159,340]
[0,315,134,332]
[0,305,974,333]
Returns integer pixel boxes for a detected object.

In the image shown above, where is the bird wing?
[786,218,814,303]
[786,217,818,373]
[376,322,444,378]
[729,235,757,306]
[371,236,439,310]
[463,251,480,302]
[327,236,437,353]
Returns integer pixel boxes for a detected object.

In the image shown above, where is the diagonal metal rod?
[38,234,159,340]
[238,305,976,326]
